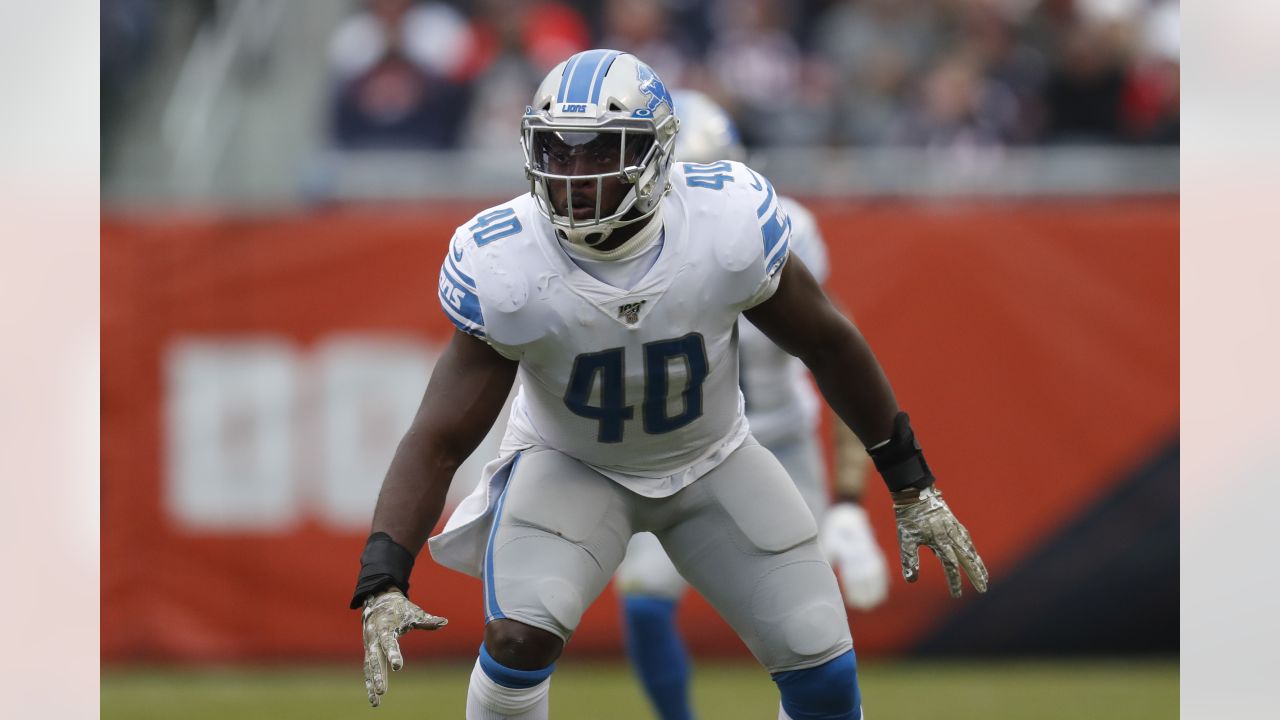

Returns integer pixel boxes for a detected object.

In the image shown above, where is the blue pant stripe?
[483,453,522,622]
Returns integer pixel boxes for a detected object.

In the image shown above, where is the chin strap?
[554,177,671,251]
[560,211,663,262]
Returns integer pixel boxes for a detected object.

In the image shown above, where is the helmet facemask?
[522,112,677,248]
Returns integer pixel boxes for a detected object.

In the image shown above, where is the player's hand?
[819,502,889,610]
[361,588,448,707]
[891,486,988,598]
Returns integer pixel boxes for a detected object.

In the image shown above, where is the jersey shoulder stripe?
[445,251,476,290]
[751,169,775,218]
[671,161,791,307]
[777,196,828,284]
[745,168,793,277]
[439,265,485,337]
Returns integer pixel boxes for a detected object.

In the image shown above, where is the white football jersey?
[438,160,792,497]
[738,198,828,447]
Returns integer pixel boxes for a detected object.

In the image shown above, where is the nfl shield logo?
[618,300,646,325]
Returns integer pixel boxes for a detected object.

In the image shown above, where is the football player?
[613,89,890,720]
[352,50,987,720]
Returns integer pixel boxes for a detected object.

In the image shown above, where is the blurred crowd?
[101,0,1179,159]
[326,0,1179,152]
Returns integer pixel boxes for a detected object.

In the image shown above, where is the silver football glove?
[361,588,448,707]
[819,502,889,610]
[892,486,988,598]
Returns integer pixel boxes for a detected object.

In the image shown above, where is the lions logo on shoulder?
[618,300,646,325]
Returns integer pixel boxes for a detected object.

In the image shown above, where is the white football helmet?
[672,89,746,164]
[521,50,679,249]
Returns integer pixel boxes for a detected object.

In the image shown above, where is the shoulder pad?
[440,199,538,343]
[671,161,792,307]
[456,201,532,314]
[681,161,790,278]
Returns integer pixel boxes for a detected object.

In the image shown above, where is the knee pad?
[488,532,591,636]
[755,560,852,670]
[772,650,861,720]
[531,574,587,635]
[486,449,630,638]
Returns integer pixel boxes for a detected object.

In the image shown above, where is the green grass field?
[102,659,1177,719]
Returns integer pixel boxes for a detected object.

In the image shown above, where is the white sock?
[466,658,551,720]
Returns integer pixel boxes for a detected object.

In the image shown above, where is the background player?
[353,50,986,720]
[613,89,890,720]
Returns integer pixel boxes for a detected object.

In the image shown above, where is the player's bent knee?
[780,596,849,661]
[772,650,862,720]
[477,642,556,688]
[753,559,852,670]
[484,618,565,671]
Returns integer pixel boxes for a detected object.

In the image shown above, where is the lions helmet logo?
[636,62,671,115]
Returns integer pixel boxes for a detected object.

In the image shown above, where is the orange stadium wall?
[101,198,1178,663]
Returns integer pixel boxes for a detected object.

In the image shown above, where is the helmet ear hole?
[608,101,623,112]
[542,101,552,111]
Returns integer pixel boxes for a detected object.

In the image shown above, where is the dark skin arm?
[750,256,990,599]
[743,256,900,449]
[370,329,519,554]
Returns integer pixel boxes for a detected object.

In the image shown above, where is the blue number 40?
[683,161,734,190]
[469,208,522,246]
[563,333,710,443]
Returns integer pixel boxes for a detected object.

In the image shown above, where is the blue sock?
[478,643,555,688]
[622,595,694,720]
[772,650,861,720]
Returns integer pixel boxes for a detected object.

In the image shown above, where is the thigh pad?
[502,449,617,544]
[705,444,819,553]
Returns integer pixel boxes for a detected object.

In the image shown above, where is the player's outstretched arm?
[743,258,896,445]
[366,330,518,556]
[352,329,518,706]
[744,258,988,599]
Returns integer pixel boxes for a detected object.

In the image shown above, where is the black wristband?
[350,532,416,610]
[867,411,936,493]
